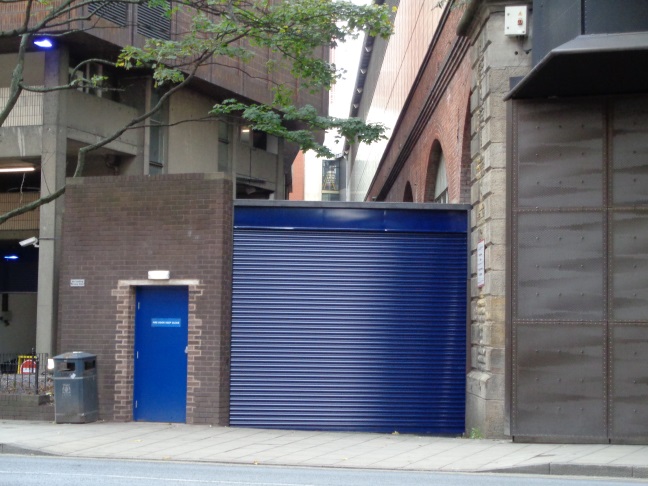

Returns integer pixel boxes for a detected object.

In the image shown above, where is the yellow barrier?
[17,355,37,374]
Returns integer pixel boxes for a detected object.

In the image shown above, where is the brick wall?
[0,394,54,421]
[365,5,472,204]
[362,1,533,438]
[288,151,305,200]
[58,173,233,425]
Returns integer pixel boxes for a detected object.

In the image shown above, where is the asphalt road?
[1,455,648,486]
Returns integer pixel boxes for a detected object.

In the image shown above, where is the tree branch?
[74,51,209,177]
[0,0,393,225]
[0,188,65,226]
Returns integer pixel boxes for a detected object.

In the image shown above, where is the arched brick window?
[403,182,414,202]
[425,140,448,203]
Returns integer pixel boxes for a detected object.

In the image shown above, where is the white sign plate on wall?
[477,240,485,288]
[70,279,85,287]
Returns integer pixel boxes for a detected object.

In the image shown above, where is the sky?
[303,0,371,200]
[323,0,371,154]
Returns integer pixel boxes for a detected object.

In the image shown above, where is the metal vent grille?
[0,88,42,127]
[137,3,171,40]
[88,2,128,26]
[0,193,40,230]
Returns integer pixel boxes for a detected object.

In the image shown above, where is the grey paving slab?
[3,420,648,480]
[609,448,648,466]
[565,445,646,465]
[479,443,564,468]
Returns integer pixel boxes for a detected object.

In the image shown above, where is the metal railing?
[0,353,52,395]
[0,192,40,230]
[0,88,44,127]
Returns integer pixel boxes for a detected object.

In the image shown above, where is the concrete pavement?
[1,420,648,479]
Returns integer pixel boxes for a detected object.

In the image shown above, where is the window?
[89,1,128,26]
[434,153,448,204]
[70,62,115,99]
[403,182,414,202]
[137,2,171,40]
[240,126,269,151]
[425,141,448,203]
[322,158,340,201]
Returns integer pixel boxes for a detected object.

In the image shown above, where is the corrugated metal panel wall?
[510,95,648,443]
[230,204,469,434]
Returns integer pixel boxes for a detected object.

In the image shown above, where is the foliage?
[117,0,393,156]
[468,427,484,439]
[0,0,394,223]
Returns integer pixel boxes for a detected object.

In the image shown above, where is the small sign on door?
[151,318,181,328]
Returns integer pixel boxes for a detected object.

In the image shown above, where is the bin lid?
[53,351,96,360]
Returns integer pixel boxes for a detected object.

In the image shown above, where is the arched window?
[403,182,414,202]
[425,140,448,203]
[434,152,448,203]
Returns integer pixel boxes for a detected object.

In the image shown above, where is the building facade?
[348,0,529,438]
[350,0,648,442]
[507,0,648,442]
[0,1,326,424]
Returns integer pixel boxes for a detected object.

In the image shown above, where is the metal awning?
[505,32,648,100]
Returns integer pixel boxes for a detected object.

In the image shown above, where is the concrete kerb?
[0,443,54,456]
[488,463,648,479]
[2,421,648,480]
[1,440,647,480]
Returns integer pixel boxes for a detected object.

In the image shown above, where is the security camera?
[19,236,39,248]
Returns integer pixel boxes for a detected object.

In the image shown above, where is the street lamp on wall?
[33,37,55,49]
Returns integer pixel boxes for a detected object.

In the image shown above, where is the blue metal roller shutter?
[231,205,468,434]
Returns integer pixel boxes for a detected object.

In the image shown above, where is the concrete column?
[35,47,68,355]
[275,138,285,200]
[231,126,242,199]
[466,2,531,438]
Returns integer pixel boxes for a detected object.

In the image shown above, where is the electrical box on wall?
[505,6,528,36]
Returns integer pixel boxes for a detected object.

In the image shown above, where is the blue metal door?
[134,286,188,422]
[231,203,469,434]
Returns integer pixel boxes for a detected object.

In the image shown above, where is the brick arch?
[423,96,471,204]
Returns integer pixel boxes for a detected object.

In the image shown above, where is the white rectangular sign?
[477,240,485,288]
[70,279,85,287]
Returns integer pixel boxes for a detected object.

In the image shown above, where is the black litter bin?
[53,352,99,423]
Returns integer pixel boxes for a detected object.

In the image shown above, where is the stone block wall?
[466,1,532,438]
[58,173,233,425]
